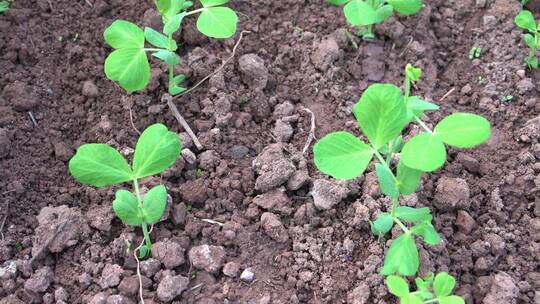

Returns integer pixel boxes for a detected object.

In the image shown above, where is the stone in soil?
[311,37,340,72]
[24,266,53,294]
[347,282,370,304]
[86,205,115,232]
[99,264,123,289]
[252,187,290,211]
[188,244,226,273]
[222,261,240,277]
[106,295,134,304]
[240,268,255,282]
[483,272,519,303]
[140,258,161,277]
[238,53,268,91]
[260,212,289,242]
[152,240,185,269]
[252,144,295,192]
[156,274,189,302]
[434,177,470,211]
[311,179,355,210]
[2,80,38,111]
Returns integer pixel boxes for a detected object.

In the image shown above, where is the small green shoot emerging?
[103,0,239,94]
[515,10,540,69]
[468,47,481,59]
[326,0,423,40]
[68,124,181,258]
[0,0,12,12]
[386,272,465,304]
[313,64,490,301]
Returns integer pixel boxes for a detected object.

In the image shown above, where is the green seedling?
[386,272,464,304]
[521,0,529,6]
[515,10,540,69]
[327,0,423,40]
[468,47,481,59]
[68,124,181,258]
[313,63,491,278]
[0,0,11,12]
[103,0,238,94]
[501,95,514,102]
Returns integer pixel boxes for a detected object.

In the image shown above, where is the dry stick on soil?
[301,107,317,154]
[439,87,456,102]
[134,224,154,304]
[129,108,141,135]
[27,111,38,126]
[0,202,9,241]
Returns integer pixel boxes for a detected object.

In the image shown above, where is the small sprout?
[15,241,23,251]
[0,0,11,13]
[469,47,481,59]
[327,0,423,40]
[73,33,80,42]
[344,30,359,49]
[69,123,182,258]
[515,10,540,69]
[239,95,250,106]
[501,95,514,102]
[58,36,64,43]
[386,272,465,304]
[521,0,529,6]
[186,202,193,212]
[195,166,202,178]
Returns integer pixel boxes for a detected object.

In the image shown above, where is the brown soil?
[1,0,540,303]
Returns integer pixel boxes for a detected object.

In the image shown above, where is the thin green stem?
[167,32,174,93]
[133,178,143,208]
[404,75,411,101]
[133,179,152,249]
[394,217,410,234]
[424,299,438,304]
[413,115,433,134]
[141,223,152,248]
[390,196,398,216]
[144,48,165,52]
[185,7,204,16]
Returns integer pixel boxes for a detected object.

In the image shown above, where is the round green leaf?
[370,212,394,236]
[104,20,145,49]
[396,160,422,194]
[375,4,394,23]
[394,206,431,223]
[386,275,409,297]
[354,84,408,149]
[344,0,380,26]
[433,272,456,297]
[382,233,419,276]
[196,7,238,38]
[401,294,424,304]
[434,113,491,148]
[388,0,422,15]
[515,10,536,32]
[164,13,186,35]
[142,185,167,224]
[200,0,229,7]
[104,48,150,92]
[439,295,465,304]
[69,144,132,187]
[313,131,374,179]
[411,222,441,245]
[524,33,536,49]
[132,124,182,179]
[401,132,446,172]
[113,189,143,225]
[144,27,175,49]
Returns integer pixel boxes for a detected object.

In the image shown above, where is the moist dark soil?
[1,0,540,303]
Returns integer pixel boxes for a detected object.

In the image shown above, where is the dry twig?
[301,107,316,154]
[134,224,154,304]
[129,108,141,135]
[439,87,456,102]
[164,94,203,150]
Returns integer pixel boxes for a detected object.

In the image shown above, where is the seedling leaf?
[439,296,465,304]
[376,5,394,23]
[164,13,186,35]
[343,0,379,25]
[396,160,422,194]
[407,96,439,112]
[515,10,536,32]
[104,48,150,92]
[411,221,441,245]
[313,131,374,179]
[142,185,167,224]
[197,7,238,38]
[354,84,408,149]
[370,212,394,236]
[104,20,145,49]
[394,206,431,223]
[69,144,133,187]
[386,275,409,297]
[327,0,350,5]
[144,27,175,49]
[434,113,491,148]
[401,294,424,304]
[132,124,182,179]
[401,132,446,172]
[152,50,181,66]
[138,245,150,259]
[113,190,143,225]
[388,0,422,15]
[200,0,229,7]
[375,163,399,198]
[433,272,456,297]
[382,233,419,276]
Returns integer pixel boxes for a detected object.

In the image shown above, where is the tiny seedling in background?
[103,0,239,94]
[521,0,529,6]
[326,0,423,40]
[501,95,514,102]
[0,0,11,12]
[313,64,490,297]
[468,47,481,59]
[386,272,465,304]
[515,10,540,69]
[69,124,181,258]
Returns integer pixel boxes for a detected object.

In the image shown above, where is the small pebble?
[240,268,255,282]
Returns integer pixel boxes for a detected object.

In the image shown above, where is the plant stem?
[413,115,433,134]
[143,48,164,52]
[424,299,438,304]
[394,217,410,234]
[185,7,204,16]
[404,74,411,102]
[167,33,174,94]
[390,196,398,215]
[141,222,152,249]
[133,179,152,249]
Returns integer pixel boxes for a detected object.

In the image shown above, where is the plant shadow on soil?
[1,0,540,303]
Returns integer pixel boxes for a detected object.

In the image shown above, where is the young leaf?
[170,85,187,95]
[132,124,182,179]
[433,113,491,148]
[375,163,399,198]
[142,185,167,224]
[113,190,143,225]
[375,4,394,23]
[138,245,150,259]
[313,131,374,179]
[144,27,176,50]
[354,84,408,149]
[388,0,422,15]
[200,0,229,6]
[164,12,186,35]
[197,7,238,38]
[386,275,409,297]
[343,0,379,26]
[327,0,350,5]
[407,97,439,116]
[401,132,446,172]
[439,295,465,304]
[415,277,434,300]
[396,160,422,195]
[524,33,535,49]
[382,233,419,276]
[515,10,536,32]
[104,48,150,92]
[152,50,181,66]
[433,272,456,298]
[104,20,145,49]
[370,212,394,236]
[394,206,431,222]
[411,221,441,245]
[401,294,424,304]
[69,144,133,187]
[172,74,186,86]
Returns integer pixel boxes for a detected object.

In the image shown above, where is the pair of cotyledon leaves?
[313,83,491,184]
[387,272,464,304]
[327,0,423,26]
[68,124,181,226]
[104,0,238,92]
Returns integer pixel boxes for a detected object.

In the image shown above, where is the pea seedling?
[387,272,464,304]
[103,0,239,94]
[0,0,11,12]
[326,0,423,40]
[313,64,490,290]
[515,10,540,69]
[69,124,181,258]
[468,47,481,60]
